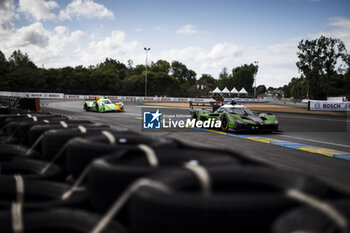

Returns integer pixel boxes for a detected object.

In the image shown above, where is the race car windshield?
[102,100,112,104]
[224,107,254,115]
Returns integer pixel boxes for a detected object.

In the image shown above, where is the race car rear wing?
[189,101,221,112]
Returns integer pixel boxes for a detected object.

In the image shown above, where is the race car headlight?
[119,102,124,108]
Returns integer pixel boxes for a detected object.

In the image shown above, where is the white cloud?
[158,17,350,88]
[76,31,139,65]
[18,0,59,21]
[54,25,67,35]
[156,40,299,88]
[70,30,85,41]
[2,1,349,90]
[8,22,50,48]
[323,17,350,48]
[0,20,89,67]
[176,24,198,35]
[0,0,17,35]
[59,0,114,20]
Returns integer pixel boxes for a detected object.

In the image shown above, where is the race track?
[42,100,350,193]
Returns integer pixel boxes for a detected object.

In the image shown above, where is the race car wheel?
[192,112,198,122]
[83,103,89,111]
[220,114,229,132]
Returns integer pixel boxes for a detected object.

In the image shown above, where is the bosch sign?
[309,101,350,112]
[323,103,341,109]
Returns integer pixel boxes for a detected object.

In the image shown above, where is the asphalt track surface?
[42,100,350,194]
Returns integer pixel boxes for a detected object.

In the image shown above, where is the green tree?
[150,60,171,73]
[282,76,307,99]
[95,58,127,80]
[0,50,9,89]
[231,63,257,94]
[256,85,266,95]
[296,35,347,99]
[8,50,36,69]
[6,50,38,91]
[198,74,215,85]
[171,61,196,85]
[216,68,231,89]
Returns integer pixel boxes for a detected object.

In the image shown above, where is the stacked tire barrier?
[0,106,349,233]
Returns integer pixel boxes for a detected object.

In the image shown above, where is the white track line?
[279,135,350,149]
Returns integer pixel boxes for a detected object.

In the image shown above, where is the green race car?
[83,97,125,112]
[192,102,278,132]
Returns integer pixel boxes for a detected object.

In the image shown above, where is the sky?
[1,0,350,88]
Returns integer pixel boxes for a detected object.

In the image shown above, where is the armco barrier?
[308,100,350,112]
[0,91,266,103]
[0,91,64,99]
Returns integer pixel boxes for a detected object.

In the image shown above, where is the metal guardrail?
[0,91,267,103]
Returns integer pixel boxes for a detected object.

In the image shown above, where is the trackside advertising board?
[1,91,265,103]
[309,100,350,112]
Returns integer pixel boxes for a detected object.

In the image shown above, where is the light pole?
[144,47,150,96]
[253,61,258,98]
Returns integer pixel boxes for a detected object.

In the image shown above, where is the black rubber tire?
[0,136,18,144]
[128,166,330,233]
[17,118,90,146]
[2,119,40,138]
[11,117,68,145]
[0,208,126,233]
[180,143,261,165]
[0,107,10,115]
[65,134,178,178]
[0,158,62,180]
[87,147,240,212]
[0,177,88,211]
[40,127,127,162]
[272,200,350,233]
[1,114,65,132]
[0,114,26,129]
[27,122,100,148]
[2,116,67,140]
[220,114,229,132]
[0,144,40,159]
[0,113,55,128]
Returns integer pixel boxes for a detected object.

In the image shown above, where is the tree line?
[0,51,198,96]
[0,49,259,97]
[1,35,348,99]
[283,36,350,99]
